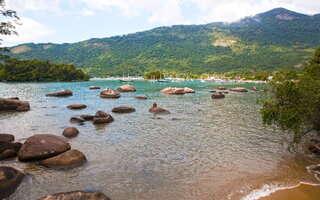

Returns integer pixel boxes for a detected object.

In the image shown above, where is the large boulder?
[0,167,24,199]
[112,106,136,113]
[93,110,114,124]
[67,104,87,110]
[211,92,225,99]
[89,86,101,90]
[183,87,196,93]
[0,97,30,111]
[0,141,22,154]
[230,87,248,92]
[62,127,79,138]
[117,84,136,92]
[39,149,87,169]
[160,87,185,95]
[37,191,111,200]
[148,103,170,114]
[0,134,14,142]
[45,89,73,97]
[99,88,120,98]
[18,134,71,161]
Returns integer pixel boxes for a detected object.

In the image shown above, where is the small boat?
[157,79,170,83]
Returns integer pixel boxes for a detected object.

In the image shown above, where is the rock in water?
[252,86,259,91]
[218,86,227,90]
[148,102,170,114]
[39,149,87,169]
[160,87,185,95]
[134,96,147,100]
[112,106,136,113]
[89,86,101,90]
[93,110,114,124]
[67,104,87,110]
[0,134,14,142]
[117,84,136,92]
[18,134,71,161]
[230,87,248,92]
[99,88,121,98]
[70,117,85,123]
[0,97,30,111]
[37,191,111,200]
[45,89,73,97]
[211,92,225,99]
[62,127,79,138]
[0,167,24,199]
[183,87,196,93]
[81,115,95,120]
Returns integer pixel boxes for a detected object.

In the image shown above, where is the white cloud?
[1,17,55,46]
[6,0,62,12]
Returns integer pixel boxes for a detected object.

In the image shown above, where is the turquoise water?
[0,80,318,200]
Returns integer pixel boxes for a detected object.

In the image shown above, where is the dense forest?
[6,8,320,76]
[0,58,89,81]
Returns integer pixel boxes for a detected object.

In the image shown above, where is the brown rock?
[211,92,225,99]
[18,134,71,161]
[9,97,19,100]
[0,134,14,142]
[117,84,136,92]
[252,86,259,91]
[160,87,185,95]
[0,97,30,111]
[45,89,73,97]
[148,102,170,114]
[81,115,95,120]
[39,149,87,169]
[93,110,114,124]
[230,87,248,92]
[218,86,227,90]
[134,96,147,100]
[0,149,17,160]
[0,167,24,199]
[0,141,22,154]
[62,127,79,138]
[37,191,111,200]
[183,87,196,93]
[67,104,87,110]
[89,86,101,90]
[99,88,121,98]
[112,106,136,113]
[70,117,85,123]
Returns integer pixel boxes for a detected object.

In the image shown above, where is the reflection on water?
[0,80,319,200]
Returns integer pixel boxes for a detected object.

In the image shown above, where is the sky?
[1,0,320,47]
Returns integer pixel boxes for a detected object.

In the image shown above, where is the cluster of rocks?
[0,97,30,111]
[160,87,196,95]
[0,134,22,160]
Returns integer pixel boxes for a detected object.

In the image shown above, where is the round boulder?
[148,102,170,114]
[211,92,225,99]
[160,87,185,95]
[93,110,114,124]
[183,87,196,93]
[0,97,30,111]
[100,88,121,98]
[0,134,14,142]
[117,84,136,92]
[37,191,111,200]
[0,167,24,199]
[230,87,248,92]
[62,127,79,138]
[67,104,87,110]
[18,134,71,161]
[39,149,87,169]
[112,106,136,113]
[89,86,101,90]
[45,89,73,97]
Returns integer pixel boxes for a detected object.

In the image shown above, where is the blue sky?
[2,0,320,46]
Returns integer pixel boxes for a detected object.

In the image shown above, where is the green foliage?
[144,71,164,79]
[260,48,320,143]
[0,58,89,81]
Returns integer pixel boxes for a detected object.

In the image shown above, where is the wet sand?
[259,184,320,200]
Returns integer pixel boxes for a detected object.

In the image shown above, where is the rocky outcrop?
[18,134,71,161]
[89,86,101,90]
[37,191,111,200]
[0,167,24,199]
[0,134,14,142]
[211,92,225,99]
[0,97,30,111]
[117,84,136,92]
[67,104,87,110]
[39,149,87,169]
[112,106,136,113]
[148,103,170,114]
[134,96,147,100]
[183,87,196,93]
[93,110,114,124]
[218,86,227,90]
[45,89,73,97]
[230,87,248,92]
[99,88,121,98]
[81,115,94,120]
[160,87,185,95]
[62,127,79,138]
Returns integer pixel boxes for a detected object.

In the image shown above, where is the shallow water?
[0,80,319,200]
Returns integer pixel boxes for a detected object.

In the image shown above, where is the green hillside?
[7,8,320,76]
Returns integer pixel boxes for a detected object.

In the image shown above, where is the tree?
[0,0,19,60]
[145,71,164,79]
[260,48,320,143]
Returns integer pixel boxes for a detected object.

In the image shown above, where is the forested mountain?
[7,8,320,76]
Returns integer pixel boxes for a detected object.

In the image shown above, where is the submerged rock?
[0,134,14,142]
[99,88,121,98]
[252,86,259,91]
[89,86,101,90]
[62,127,79,138]
[81,114,95,120]
[117,84,136,92]
[0,167,24,200]
[148,102,170,114]
[160,87,185,95]
[0,97,30,111]
[112,106,136,113]
[218,86,227,90]
[39,149,87,169]
[134,96,147,100]
[45,89,73,97]
[211,92,225,99]
[37,191,111,200]
[18,134,71,161]
[93,110,114,124]
[70,117,85,123]
[230,87,248,92]
[67,104,87,110]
